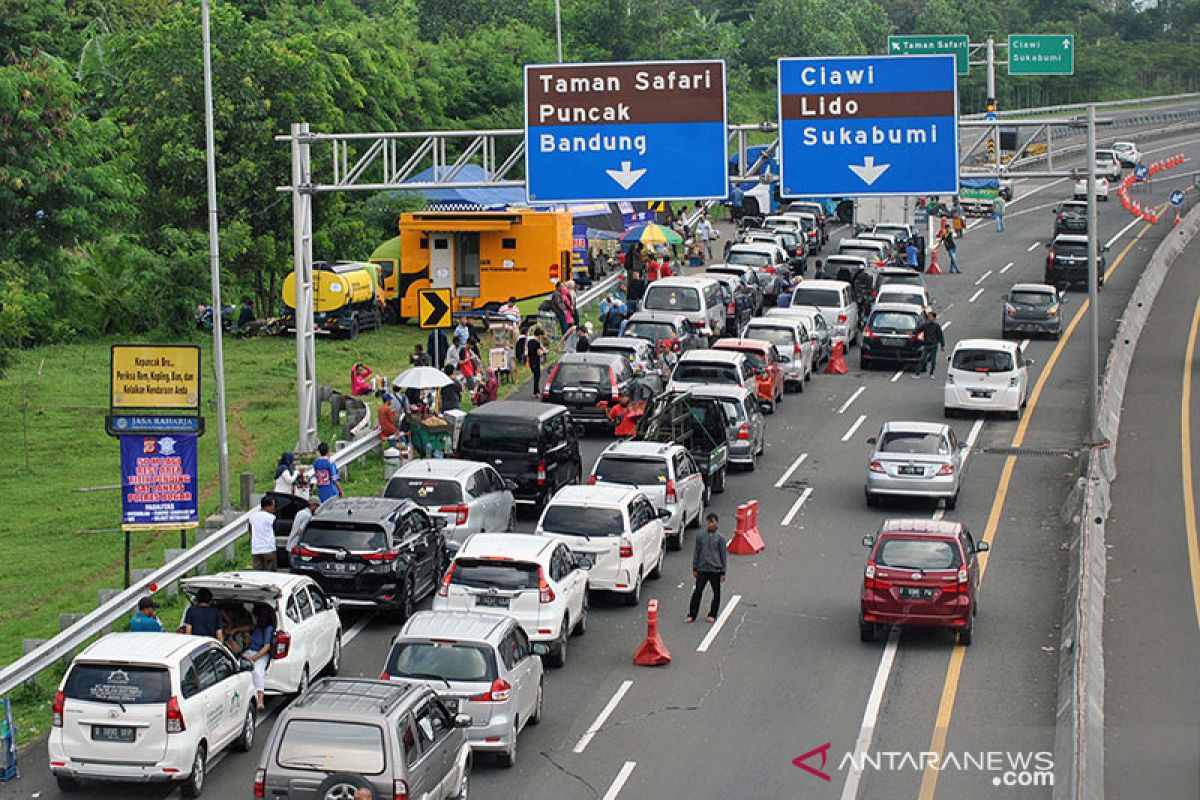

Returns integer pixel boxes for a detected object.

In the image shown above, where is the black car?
[1045,234,1107,289]
[622,310,707,354]
[291,497,447,620]
[458,401,583,505]
[542,352,637,427]
[860,303,927,370]
[1052,201,1089,235]
[706,264,766,315]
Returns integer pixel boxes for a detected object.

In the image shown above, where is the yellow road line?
[1180,297,1200,630]
[916,217,1157,800]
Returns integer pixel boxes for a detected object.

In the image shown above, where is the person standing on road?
[246,604,275,711]
[696,215,715,261]
[287,496,321,555]
[993,195,1007,233]
[527,327,546,397]
[939,228,961,274]
[312,442,343,503]
[687,513,728,623]
[130,597,164,632]
[249,495,278,571]
[905,241,919,270]
[915,311,946,378]
[181,587,224,642]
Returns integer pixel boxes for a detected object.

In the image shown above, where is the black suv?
[542,352,637,427]
[1045,234,1107,289]
[1052,201,1088,235]
[292,498,447,620]
[458,401,583,505]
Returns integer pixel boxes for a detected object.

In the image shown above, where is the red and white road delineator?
[728,500,765,555]
[824,339,849,375]
[633,598,671,666]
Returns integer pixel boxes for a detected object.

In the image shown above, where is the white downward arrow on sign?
[606,161,647,190]
[848,156,891,186]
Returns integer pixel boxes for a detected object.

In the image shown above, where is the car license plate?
[898,465,923,476]
[475,595,510,608]
[970,390,993,399]
[566,390,593,404]
[899,587,934,600]
[574,553,596,569]
[91,725,135,743]
[323,562,358,574]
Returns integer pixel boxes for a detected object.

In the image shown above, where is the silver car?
[766,305,833,365]
[689,385,767,472]
[384,611,544,768]
[590,440,708,550]
[1002,283,1064,339]
[865,421,965,509]
[384,460,516,552]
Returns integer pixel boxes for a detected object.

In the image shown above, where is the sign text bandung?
[525,60,728,202]
[778,55,959,198]
[120,434,199,531]
[111,344,201,410]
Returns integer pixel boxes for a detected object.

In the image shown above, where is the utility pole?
[201,0,232,515]
[554,0,564,62]
[1085,103,1101,445]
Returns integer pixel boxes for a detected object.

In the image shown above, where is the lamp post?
[554,0,564,62]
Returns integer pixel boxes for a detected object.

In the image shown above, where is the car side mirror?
[1024,358,1035,367]
[657,508,673,520]
[453,713,472,728]
[531,642,551,657]
[504,479,518,491]
[239,658,254,673]
[958,442,968,450]
[1102,245,1110,253]
[976,541,990,553]
[866,436,877,445]
[862,535,875,548]
[775,353,789,364]
[432,517,449,530]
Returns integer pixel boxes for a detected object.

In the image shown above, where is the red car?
[859,519,988,645]
[712,338,786,413]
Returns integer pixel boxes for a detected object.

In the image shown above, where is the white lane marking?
[776,453,809,488]
[838,386,867,414]
[968,288,985,303]
[1027,241,1041,252]
[697,594,742,653]
[1000,261,1014,274]
[781,487,814,526]
[890,370,904,382]
[966,219,982,230]
[974,270,993,286]
[1020,338,1031,352]
[1105,216,1143,249]
[841,414,868,442]
[602,761,638,800]
[943,303,955,311]
[942,320,953,330]
[574,680,634,753]
[342,612,374,646]
[837,629,900,800]
[965,418,985,452]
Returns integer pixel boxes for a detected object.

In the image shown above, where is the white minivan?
[50,633,256,797]
[944,338,1031,420]
[641,276,727,340]
[788,279,860,347]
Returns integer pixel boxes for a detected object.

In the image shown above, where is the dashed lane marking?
[838,386,867,414]
[776,453,809,488]
[781,488,814,526]
[574,680,634,753]
[841,414,868,442]
[697,595,742,653]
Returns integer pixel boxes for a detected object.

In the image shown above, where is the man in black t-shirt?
[181,587,225,642]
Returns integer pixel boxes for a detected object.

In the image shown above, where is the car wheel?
[865,490,879,508]
[702,480,712,506]
[958,619,974,646]
[649,545,664,579]
[860,357,872,371]
[712,468,726,494]
[296,664,311,697]
[547,621,569,668]
[1008,407,1021,421]
[529,680,544,726]
[55,776,81,793]
[498,724,518,768]
[945,491,958,511]
[347,316,360,341]
[315,772,374,800]
[326,633,342,676]
[623,573,643,606]
[233,706,256,752]
[944,406,956,419]
[1053,329,1062,341]
[798,373,806,392]
[573,594,588,636]
[397,580,415,623]
[859,621,877,643]
[745,448,757,472]
[180,745,206,798]
[449,767,470,800]
[506,510,517,531]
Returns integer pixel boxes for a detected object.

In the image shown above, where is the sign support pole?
[1086,103,1101,445]
[986,34,1001,170]
[124,532,132,590]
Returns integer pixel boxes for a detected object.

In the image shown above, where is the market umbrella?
[619,222,683,245]
[392,366,454,390]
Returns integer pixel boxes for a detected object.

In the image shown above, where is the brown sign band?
[780,91,956,121]
[528,62,725,127]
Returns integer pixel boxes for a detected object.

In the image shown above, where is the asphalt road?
[4,132,1199,800]
[1103,226,1200,800]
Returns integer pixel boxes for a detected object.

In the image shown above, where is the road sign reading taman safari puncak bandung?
[777,55,959,198]
[524,60,728,203]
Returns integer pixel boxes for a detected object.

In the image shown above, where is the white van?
[944,338,1031,420]
[641,276,726,340]
[787,279,860,347]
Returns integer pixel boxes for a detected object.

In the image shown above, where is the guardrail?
[962,91,1200,120]
[0,432,382,699]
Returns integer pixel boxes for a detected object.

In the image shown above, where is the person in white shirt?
[272,452,308,499]
[249,496,278,571]
[696,216,716,260]
[287,496,321,556]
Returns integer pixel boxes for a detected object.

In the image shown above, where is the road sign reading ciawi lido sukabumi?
[525,60,728,203]
[777,55,959,198]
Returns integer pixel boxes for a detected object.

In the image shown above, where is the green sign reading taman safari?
[1008,34,1075,76]
[888,35,969,75]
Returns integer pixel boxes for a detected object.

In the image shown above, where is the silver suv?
[256,677,471,800]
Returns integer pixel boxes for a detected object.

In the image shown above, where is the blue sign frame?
[525,59,729,203]
[777,54,959,198]
[120,434,200,531]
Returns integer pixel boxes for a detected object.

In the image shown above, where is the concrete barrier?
[1053,198,1200,799]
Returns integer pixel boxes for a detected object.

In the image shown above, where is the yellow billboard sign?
[111,344,201,410]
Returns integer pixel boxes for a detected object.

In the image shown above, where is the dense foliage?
[2,0,1198,370]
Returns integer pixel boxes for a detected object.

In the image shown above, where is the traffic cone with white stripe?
[633,599,671,666]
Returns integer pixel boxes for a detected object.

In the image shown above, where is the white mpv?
[944,338,1031,420]
[50,632,256,797]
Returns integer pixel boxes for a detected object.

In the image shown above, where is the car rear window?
[952,348,1014,373]
[553,363,609,387]
[1054,242,1087,257]
[1010,291,1054,306]
[839,246,881,260]
[878,290,924,306]
[868,311,920,333]
[541,505,626,537]
[711,398,745,423]
[461,419,538,453]
[384,478,462,506]
[590,344,633,359]
[744,326,795,348]
[879,432,949,455]
[727,251,772,268]
[876,538,961,570]
[791,288,842,307]
[64,664,170,704]
[674,363,740,385]
[386,641,496,684]
[594,457,668,486]
[624,321,677,342]
[644,286,700,312]
[277,720,385,775]
[879,274,923,288]
[450,559,540,590]
[300,522,388,552]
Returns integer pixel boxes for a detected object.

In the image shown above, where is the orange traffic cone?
[824,339,849,375]
[633,599,671,666]
[728,500,765,555]
[926,248,942,275]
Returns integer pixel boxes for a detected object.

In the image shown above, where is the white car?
[589,440,706,550]
[874,283,933,313]
[1093,149,1123,181]
[50,633,256,797]
[1111,140,1140,167]
[788,279,860,346]
[766,305,833,364]
[536,484,668,604]
[181,571,341,695]
[383,459,517,552]
[944,338,1031,420]
[435,533,588,668]
[744,317,815,388]
[1073,176,1110,201]
[667,349,753,392]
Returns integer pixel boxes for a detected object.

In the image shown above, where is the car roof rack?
[293,677,416,715]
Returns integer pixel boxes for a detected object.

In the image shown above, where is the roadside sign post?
[418,288,453,367]
[1170,189,1186,207]
[1008,34,1075,76]
[524,60,728,202]
[777,54,959,197]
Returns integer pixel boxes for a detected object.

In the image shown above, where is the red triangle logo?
[792,742,832,782]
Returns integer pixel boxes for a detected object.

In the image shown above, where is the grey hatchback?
[256,677,471,800]
[688,385,767,472]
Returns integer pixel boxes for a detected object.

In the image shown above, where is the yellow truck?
[280,261,385,339]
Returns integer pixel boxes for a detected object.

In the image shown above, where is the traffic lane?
[1104,231,1200,800]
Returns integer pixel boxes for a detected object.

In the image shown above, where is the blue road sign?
[107,414,204,436]
[1170,189,1186,207]
[1134,164,1148,181]
[777,55,959,198]
[525,60,728,203]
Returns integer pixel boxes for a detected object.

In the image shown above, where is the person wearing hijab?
[272,452,308,498]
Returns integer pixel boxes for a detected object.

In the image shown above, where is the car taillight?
[254,768,265,799]
[273,630,292,659]
[795,247,804,257]
[439,504,469,525]
[587,474,597,485]
[291,546,319,559]
[469,678,512,703]
[166,696,186,734]
[1047,248,1055,263]
[361,550,398,563]
[869,461,885,474]
[937,464,955,476]
[864,561,891,590]
[863,326,874,339]
[543,364,559,398]
[394,779,410,800]
[437,562,456,597]
[1005,304,1017,317]
[764,265,777,273]
[737,423,751,440]
[619,537,634,558]
[380,671,391,680]
[52,690,64,728]
[728,301,736,313]
[837,312,847,323]
[665,480,678,503]
[913,330,925,342]
[609,366,619,399]
[957,566,970,589]
[793,342,802,355]
[538,567,555,603]
[537,458,547,486]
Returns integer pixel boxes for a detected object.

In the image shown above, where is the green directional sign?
[888,35,970,75]
[1008,34,1075,75]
